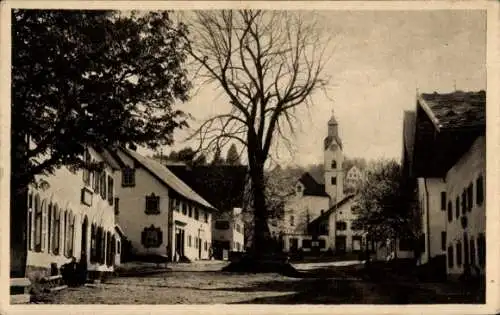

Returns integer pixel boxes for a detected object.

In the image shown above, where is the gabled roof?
[167,165,248,212]
[309,194,356,226]
[298,172,328,197]
[119,148,215,210]
[418,91,485,132]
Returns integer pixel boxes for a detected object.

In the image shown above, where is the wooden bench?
[40,275,67,293]
[10,278,31,304]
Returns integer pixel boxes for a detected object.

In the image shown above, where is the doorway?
[335,236,346,253]
[175,228,185,260]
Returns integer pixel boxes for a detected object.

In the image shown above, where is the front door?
[335,236,346,253]
[198,238,202,259]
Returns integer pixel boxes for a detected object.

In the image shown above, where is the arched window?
[47,203,53,253]
[34,194,42,252]
[90,224,97,263]
[27,192,34,250]
[41,200,48,252]
[62,210,68,257]
[65,211,74,257]
[331,160,337,169]
[52,204,60,255]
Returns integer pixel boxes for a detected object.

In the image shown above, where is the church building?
[280,111,368,254]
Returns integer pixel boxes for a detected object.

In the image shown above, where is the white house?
[25,146,121,281]
[112,147,216,262]
[212,207,245,259]
[344,166,365,193]
[403,90,486,279]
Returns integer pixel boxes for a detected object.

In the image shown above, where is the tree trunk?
[10,133,29,278]
[249,158,271,258]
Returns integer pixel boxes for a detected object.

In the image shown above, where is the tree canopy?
[226,143,241,165]
[354,159,414,242]
[186,10,331,253]
[11,10,192,188]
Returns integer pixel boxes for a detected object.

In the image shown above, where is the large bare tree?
[186,10,331,255]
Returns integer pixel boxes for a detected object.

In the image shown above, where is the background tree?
[211,147,225,165]
[11,10,191,276]
[186,10,331,256]
[354,159,414,246]
[226,143,241,165]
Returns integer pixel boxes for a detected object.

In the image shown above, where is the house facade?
[113,147,215,262]
[402,91,486,278]
[344,166,365,193]
[166,164,248,259]
[25,146,121,281]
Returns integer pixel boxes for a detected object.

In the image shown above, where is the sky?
[139,9,486,168]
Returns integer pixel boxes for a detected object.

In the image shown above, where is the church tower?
[324,109,344,206]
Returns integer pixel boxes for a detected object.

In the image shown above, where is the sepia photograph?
[1,0,498,312]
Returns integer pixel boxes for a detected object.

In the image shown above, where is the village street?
[34,260,483,304]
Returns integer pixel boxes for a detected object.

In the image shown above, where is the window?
[455,197,460,219]
[302,239,312,248]
[448,246,454,268]
[461,191,466,215]
[122,167,135,187]
[331,176,337,185]
[90,224,97,263]
[194,237,199,249]
[107,176,114,205]
[290,215,295,227]
[182,202,187,215]
[456,241,462,266]
[470,238,476,266]
[319,222,328,235]
[399,238,412,251]
[204,212,209,223]
[174,199,180,212]
[141,225,163,248]
[352,236,362,251]
[318,239,326,249]
[441,231,446,251]
[100,172,107,200]
[440,192,446,211]
[47,203,52,252]
[188,235,192,247]
[188,205,193,217]
[477,234,485,267]
[83,149,91,186]
[336,221,347,231]
[52,206,60,255]
[331,160,337,169]
[114,198,120,215]
[40,200,48,252]
[447,201,453,222]
[145,193,160,215]
[476,175,484,205]
[204,241,208,251]
[117,239,121,254]
[467,183,473,211]
[65,212,75,257]
[351,220,363,231]
[194,208,199,220]
[296,185,302,194]
[34,195,42,252]
[215,220,230,230]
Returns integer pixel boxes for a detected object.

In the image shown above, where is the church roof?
[309,194,356,226]
[298,172,329,197]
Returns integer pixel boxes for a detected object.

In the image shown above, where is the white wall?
[282,195,329,235]
[27,147,117,278]
[114,150,171,257]
[324,144,344,205]
[331,198,365,252]
[445,136,486,276]
[416,177,446,265]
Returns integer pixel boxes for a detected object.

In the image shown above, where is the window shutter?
[157,229,163,247]
[41,202,48,252]
[141,230,146,247]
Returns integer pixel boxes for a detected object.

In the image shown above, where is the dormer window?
[145,193,160,215]
[122,167,135,187]
[331,160,337,169]
[296,185,302,194]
